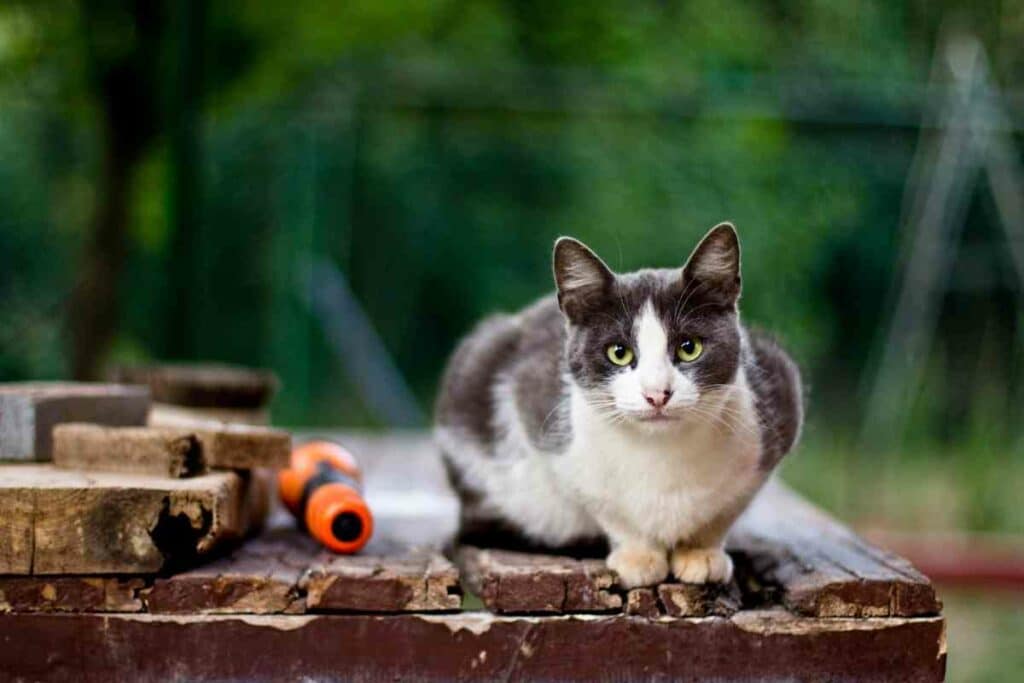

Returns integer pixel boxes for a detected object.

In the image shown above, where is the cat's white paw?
[671,547,734,584]
[607,546,669,588]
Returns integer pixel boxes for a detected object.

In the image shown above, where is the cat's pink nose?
[644,389,673,409]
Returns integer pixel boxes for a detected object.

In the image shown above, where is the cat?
[435,223,803,587]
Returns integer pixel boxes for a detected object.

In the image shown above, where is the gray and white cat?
[435,224,802,587]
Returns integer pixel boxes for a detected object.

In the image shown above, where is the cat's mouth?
[635,412,680,423]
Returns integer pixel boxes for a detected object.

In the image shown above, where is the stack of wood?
[0,380,289,579]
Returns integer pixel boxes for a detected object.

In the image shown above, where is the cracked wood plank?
[624,588,659,618]
[144,529,315,614]
[729,481,941,617]
[0,382,150,461]
[0,577,144,613]
[0,612,947,682]
[0,465,245,574]
[52,423,291,476]
[657,581,742,617]
[456,547,622,614]
[302,548,462,612]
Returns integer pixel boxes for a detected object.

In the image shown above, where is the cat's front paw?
[607,545,669,588]
[671,547,734,584]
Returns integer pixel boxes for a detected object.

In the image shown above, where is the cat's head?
[553,223,743,430]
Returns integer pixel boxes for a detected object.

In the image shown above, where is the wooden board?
[52,423,291,477]
[456,546,744,617]
[0,577,144,613]
[0,382,150,461]
[729,482,942,618]
[143,528,313,615]
[302,549,461,613]
[142,522,461,615]
[0,489,35,573]
[456,547,621,614]
[453,485,939,619]
[0,465,245,574]
[111,364,278,409]
[0,612,947,682]
[0,432,946,683]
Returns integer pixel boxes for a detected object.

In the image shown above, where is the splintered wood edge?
[301,553,462,612]
[730,486,941,618]
[455,547,622,614]
[143,572,304,615]
[657,581,743,617]
[0,577,146,613]
[0,467,245,575]
[51,423,291,474]
[52,424,206,478]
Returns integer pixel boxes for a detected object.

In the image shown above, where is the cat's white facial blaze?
[608,300,698,423]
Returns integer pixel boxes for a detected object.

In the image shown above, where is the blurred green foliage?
[1,0,1022,438]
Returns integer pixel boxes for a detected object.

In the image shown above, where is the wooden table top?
[0,431,946,682]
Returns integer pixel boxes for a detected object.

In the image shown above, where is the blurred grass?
[782,431,1024,535]
[941,590,1024,683]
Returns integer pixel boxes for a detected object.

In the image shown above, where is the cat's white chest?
[556,386,763,547]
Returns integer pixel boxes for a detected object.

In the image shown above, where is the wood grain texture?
[0,488,34,573]
[303,550,462,612]
[0,465,245,574]
[730,482,942,618]
[0,382,150,461]
[52,423,290,476]
[143,521,461,615]
[144,529,313,615]
[657,581,742,617]
[456,547,621,614]
[0,577,144,613]
[53,424,204,477]
[0,612,947,682]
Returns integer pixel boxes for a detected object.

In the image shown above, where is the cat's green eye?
[677,337,703,362]
[606,344,634,366]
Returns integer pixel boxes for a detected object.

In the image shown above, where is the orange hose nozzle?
[277,440,373,553]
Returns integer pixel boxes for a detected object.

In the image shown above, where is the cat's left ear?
[553,237,615,323]
[682,222,742,306]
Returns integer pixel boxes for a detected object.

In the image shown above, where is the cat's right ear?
[553,237,615,323]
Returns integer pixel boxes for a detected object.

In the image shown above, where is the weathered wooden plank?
[730,482,942,618]
[52,423,290,476]
[302,549,462,612]
[112,364,278,409]
[0,577,144,613]
[0,612,947,682]
[456,546,621,614]
[147,511,461,615]
[0,487,34,573]
[657,581,742,617]
[144,530,313,615]
[0,465,245,574]
[53,424,204,477]
[624,588,660,618]
[0,382,150,461]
